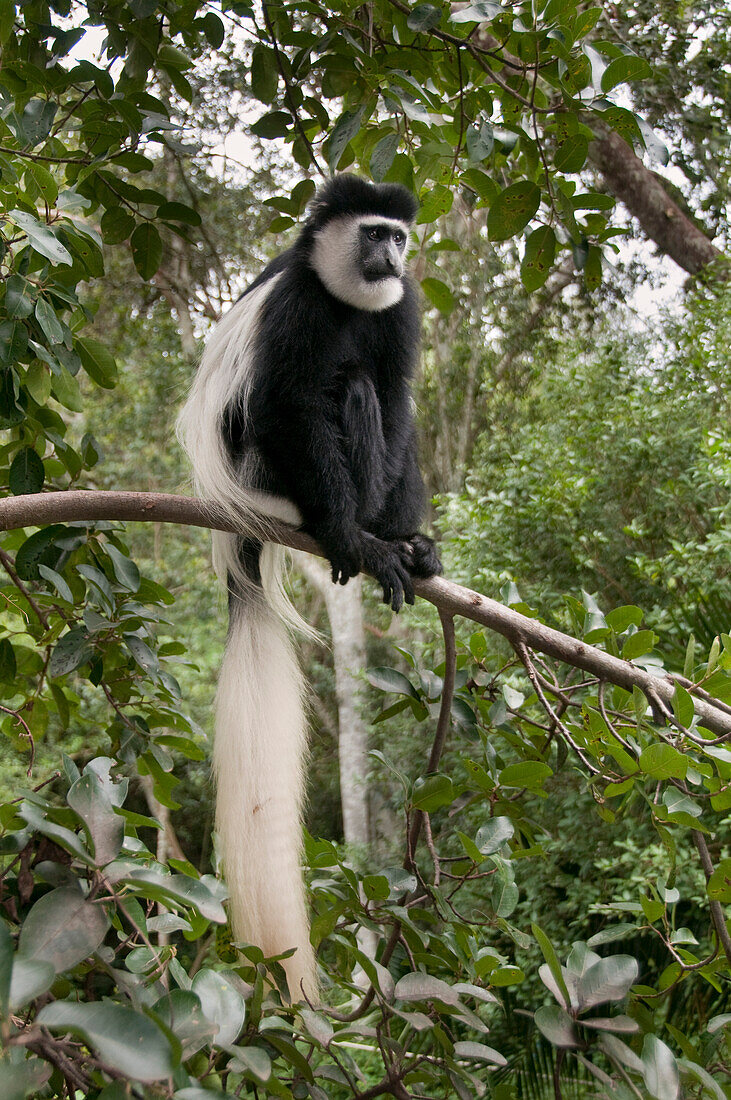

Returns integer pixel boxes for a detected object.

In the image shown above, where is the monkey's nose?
[384,247,401,275]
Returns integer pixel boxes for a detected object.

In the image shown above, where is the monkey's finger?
[395,565,415,606]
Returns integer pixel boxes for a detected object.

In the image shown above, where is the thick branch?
[589,128,726,277]
[1,490,729,736]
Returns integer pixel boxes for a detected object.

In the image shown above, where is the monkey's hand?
[316,524,363,586]
[400,534,443,579]
[361,534,415,613]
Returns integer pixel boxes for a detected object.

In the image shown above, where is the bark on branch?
[1,490,729,736]
[589,127,727,277]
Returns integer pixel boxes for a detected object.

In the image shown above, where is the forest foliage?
[0,0,729,1098]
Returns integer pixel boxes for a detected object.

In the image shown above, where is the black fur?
[224,175,441,611]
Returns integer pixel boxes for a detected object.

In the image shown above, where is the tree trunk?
[589,127,726,276]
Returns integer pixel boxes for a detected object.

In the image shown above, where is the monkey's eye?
[393,231,405,245]
[367,228,380,241]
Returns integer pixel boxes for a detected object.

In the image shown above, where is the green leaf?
[107,864,226,923]
[421,277,455,315]
[250,44,278,103]
[453,1041,507,1065]
[475,816,513,855]
[0,1059,52,1100]
[411,773,455,811]
[0,322,29,366]
[642,1034,680,1100]
[157,201,201,226]
[65,230,104,277]
[37,1001,178,1082]
[327,107,365,173]
[639,743,688,781]
[605,605,644,633]
[532,924,571,1009]
[8,211,72,265]
[201,12,226,48]
[554,134,589,173]
[707,858,731,903]
[51,365,83,412]
[6,276,35,319]
[498,760,553,788]
[67,770,124,865]
[130,223,163,280]
[49,626,93,677]
[521,226,557,291]
[9,447,44,494]
[0,639,17,681]
[250,111,291,139]
[125,634,160,676]
[601,55,652,93]
[27,162,57,204]
[487,181,541,241]
[14,525,66,581]
[466,120,494,162]
[622,629,656,660]
[370,133,400,182]
[153,990,213,1057]
[450,1,501,22]
[9,956,55,1009]
[191,969,246,1046]
[587,924,638,947]
[491,880,518,920]
[407,4,441,31]
[34,296,65,344]
[534,1005,578,1047]
[100,208,136,244]
[394,972,461,1004]
[77,336,118,388]
[299,1005,334,1048]
[367,666,419,698]
[488,965,524,986]
[576,955,638,1009]
[671,683,694,728]
[18,885,109,972]
[105,543,141,591]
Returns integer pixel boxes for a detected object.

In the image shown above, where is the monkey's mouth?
[363,269,399,283]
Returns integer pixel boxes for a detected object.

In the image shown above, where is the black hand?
[361,534,415,612]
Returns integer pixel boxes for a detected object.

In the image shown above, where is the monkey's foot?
[400,533,443,579]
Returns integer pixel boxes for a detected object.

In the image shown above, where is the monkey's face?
[311,214,411,312]
[358,219,408,282]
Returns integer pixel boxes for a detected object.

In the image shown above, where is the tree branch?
[589,126,727,277]
[1,490,729,736]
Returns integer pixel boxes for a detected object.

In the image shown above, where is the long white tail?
[214,593,317,1000]
[177,283,318,999]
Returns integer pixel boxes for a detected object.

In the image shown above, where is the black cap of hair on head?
[307,174,418,229]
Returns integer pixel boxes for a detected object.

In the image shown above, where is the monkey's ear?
[306,196,329,221]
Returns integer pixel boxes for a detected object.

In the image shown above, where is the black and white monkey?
[177,174,442,1000]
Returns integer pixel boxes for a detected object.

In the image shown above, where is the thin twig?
[692,830,731,967]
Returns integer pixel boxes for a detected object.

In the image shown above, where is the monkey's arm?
[367,430,443,580]
[255,396,417,611]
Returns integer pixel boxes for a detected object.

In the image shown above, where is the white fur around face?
[311,214,410,312]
